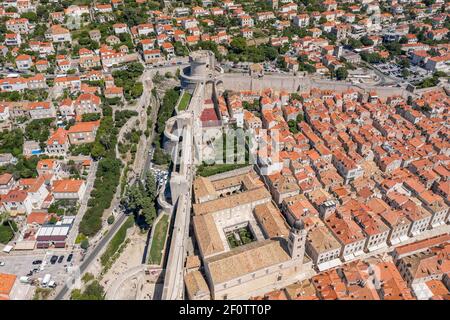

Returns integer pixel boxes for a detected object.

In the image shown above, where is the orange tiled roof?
[52,179,84,193]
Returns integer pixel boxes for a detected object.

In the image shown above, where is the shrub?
[75,233,87,244]
[71,280,105,300]
[80,239,89,250]
[107,215,115,225]
[0,225,13,244]
[82,272,95,283]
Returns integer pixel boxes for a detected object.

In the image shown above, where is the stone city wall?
[220,74,411,100]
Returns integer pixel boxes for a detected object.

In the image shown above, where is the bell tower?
[288,220,307,261]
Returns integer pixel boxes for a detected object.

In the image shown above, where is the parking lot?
[0,249,83,297]
[376,62,402,77]
[375,61,433,85]
[150,166,168,190]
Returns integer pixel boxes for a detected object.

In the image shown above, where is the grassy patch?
[82,272,95,284]
[226,227,255,248]
[196,163,249,177]
[100,216,134,266]
[177,91,191,111]
[148,214,169,265]
[120,165,129,197]
[101,238,130,276]
[75,233,87,244]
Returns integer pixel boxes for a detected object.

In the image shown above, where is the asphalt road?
[54,213,128,300]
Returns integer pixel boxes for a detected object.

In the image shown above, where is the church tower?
[288,220,307,261]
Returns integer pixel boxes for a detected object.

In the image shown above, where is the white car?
[0,261,5,266]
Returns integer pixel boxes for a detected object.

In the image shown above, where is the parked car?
[67,254,73,262]
[57,256,64,263]
[32,260,42,265]
[0,261,5,267]
[42,274,51,287]
[20,276,31,284]
[50,256,58,264]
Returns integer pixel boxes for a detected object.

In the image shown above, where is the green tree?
[348,39,362,49]
[335,67,348,80]
[107,215,115,225]
[0,219,14,244]
[71,280,105,300]
[288,120,299,134]
[80,239,89,250]
[24,118,54,143]
[0,129,23,157]
[174,41,189,56]
[91,143,106,160]
[360,36,374,46]
[21,12,38,22]
[230,36,247,54]
[145,171,157,200]
[141,197,156,226]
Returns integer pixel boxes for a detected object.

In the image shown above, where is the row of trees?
[153,88,179,166]
[78,115,121,237]
[79,157,121,236]
[348,36,374,49]
[0,89,48,102]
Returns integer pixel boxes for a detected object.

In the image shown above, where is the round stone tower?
[180,50,223,91]
[189,50,215,78]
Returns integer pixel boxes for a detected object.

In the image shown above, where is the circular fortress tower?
[180,50,223,91]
